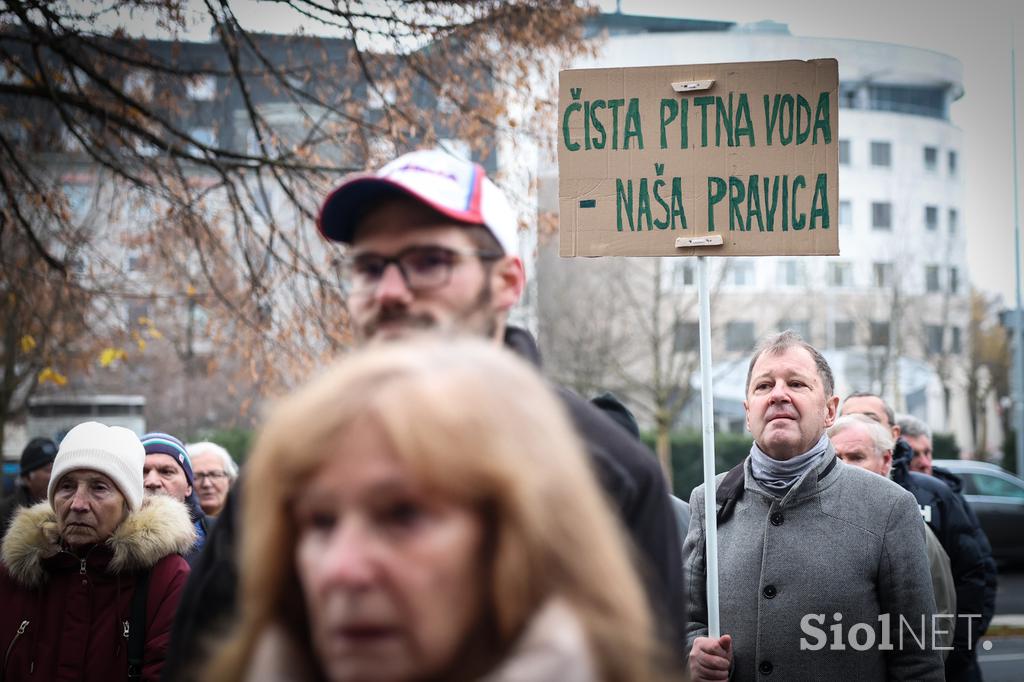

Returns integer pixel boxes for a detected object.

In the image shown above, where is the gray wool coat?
[684,445,945,681]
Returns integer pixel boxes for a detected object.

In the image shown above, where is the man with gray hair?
[829,414,956,654]
[186,441,238,517]
[685,331,942,681]
[828,413,894,476]
[898,414,934,476]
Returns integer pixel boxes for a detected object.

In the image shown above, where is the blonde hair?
[206,336,666,681]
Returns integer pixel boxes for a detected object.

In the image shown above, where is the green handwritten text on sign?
[558,59,839,258]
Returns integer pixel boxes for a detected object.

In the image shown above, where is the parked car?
[933,459,1024,565]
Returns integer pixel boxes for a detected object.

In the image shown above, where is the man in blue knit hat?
[141,432,210,562]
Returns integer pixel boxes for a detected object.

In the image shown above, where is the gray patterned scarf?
[750,433,830,493]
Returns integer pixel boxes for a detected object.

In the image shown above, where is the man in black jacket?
[163,149,685,679]
[0,437,57,537]
[842,394,996,681]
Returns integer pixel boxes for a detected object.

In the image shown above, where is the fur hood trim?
[1,494,195,588]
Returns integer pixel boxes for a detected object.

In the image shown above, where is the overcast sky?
[599,0,1024,304]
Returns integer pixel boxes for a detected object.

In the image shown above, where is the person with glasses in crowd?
[186,441,238,517]
[162,149,686,679]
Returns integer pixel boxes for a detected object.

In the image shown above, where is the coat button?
[770,512,784,526]
[763,584,777,599]
[759,661,773,675]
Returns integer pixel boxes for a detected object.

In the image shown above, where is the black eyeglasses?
[349,245,503,293]
[195,471,229,483]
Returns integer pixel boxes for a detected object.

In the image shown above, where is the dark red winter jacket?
[0,495,195,681]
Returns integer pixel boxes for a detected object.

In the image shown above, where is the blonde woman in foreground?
[206,336,676,682]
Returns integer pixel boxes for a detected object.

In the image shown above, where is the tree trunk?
[656,419,673,489]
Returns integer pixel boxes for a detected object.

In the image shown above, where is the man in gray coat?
[684,331,943,681]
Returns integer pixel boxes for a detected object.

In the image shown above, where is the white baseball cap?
[317,149,519,254]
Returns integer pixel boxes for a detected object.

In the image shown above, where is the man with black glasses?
[322,148,685,647]
[163,149,686,679]
[321,149,523,344]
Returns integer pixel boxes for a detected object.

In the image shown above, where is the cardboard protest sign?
[558,59,839,257]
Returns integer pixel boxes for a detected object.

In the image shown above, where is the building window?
[0,120,27,145]
[925,265,941,293]
[776,260,803,287]
[948,208,958,234]
[869,321,890,347]
[244,128,262,156]
[923,146,938,172]
[870,141,891,167]
[367,82,398,109]
[186,75,217,101]
[127,251,147,272]
[924,205,938,231]
[926,325,944,354]
[674,321,699,353]
[678,262,695,287]
[949,266,960,294]
[828,261,853,288]
[189,126,216,151]
[681,264,695,286]
[664,261,695,291]
[839,200,852,227]
[834,320,855,349]
[948,150,958,176]
[726,321,756,352]
[839,139,851,165]
[872,202,892,230]
[951,326,962,354]
[873,262,893,288]
[63,183,93,217]
[437,95,459,115]
[123,69,153,101]
[778,318,810,340]
[284,73,309,92]
[730,260,755,287]
[868,84,946,119]
[61,127,84,153]
[126,302,151,327]
[0,63,25,84]
[840,83,859,109]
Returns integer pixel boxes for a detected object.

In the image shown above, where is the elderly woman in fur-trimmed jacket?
[0,422,194,682]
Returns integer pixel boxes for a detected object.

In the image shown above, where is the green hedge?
[644,430,967,499]
[932,433,960,460]
[641,431,753,499]
[1002,431,1017,476]
[196,428,254,466]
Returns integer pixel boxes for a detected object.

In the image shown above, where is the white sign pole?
[698,255,720,638]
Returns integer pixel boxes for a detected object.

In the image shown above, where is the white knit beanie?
[48,421,146,512]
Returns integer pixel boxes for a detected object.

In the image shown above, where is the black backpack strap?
[715,461,747,524]
[127,569,150,681]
